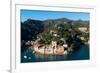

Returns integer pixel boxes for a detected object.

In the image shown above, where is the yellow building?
[78,27,87,32]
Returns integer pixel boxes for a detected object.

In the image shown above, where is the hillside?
[21,18,89,52]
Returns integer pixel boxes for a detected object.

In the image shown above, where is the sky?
[21,9,90,22]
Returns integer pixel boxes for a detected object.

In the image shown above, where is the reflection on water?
[21,45,89,63]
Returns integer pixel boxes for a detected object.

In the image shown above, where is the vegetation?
[21,18,89,52]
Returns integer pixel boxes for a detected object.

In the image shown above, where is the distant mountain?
[21,18,89,41]
[23,19,42,25]
[21,19,44,41]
